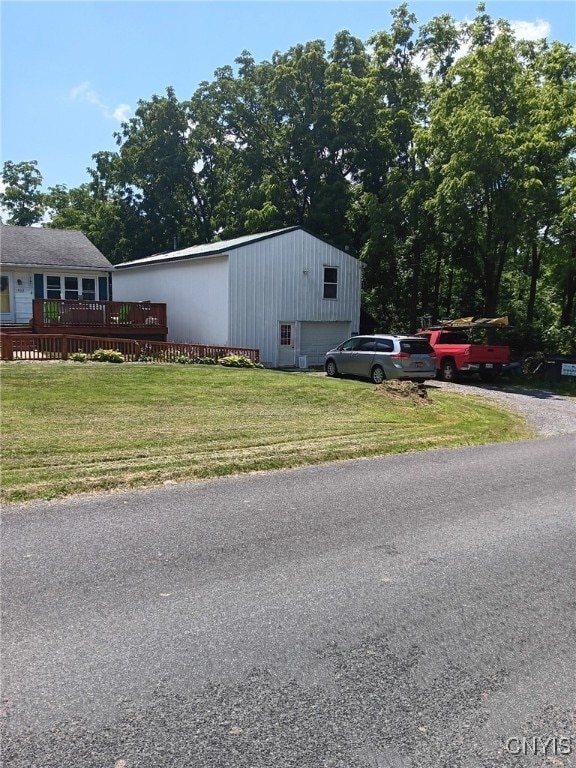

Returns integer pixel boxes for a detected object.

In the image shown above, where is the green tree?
[99,86,214,255]
[191,39,363,247]
[22,2,574,344]
[352,3,430,330]
[0,160,45,226]
[514,41,576,327]
[44,183,138,264]
[418,9,534,317]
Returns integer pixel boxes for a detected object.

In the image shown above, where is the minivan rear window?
[400,339,433,355]
[375,339,394,352]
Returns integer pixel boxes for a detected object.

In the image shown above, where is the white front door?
[0,273,15,323]
[278,322,295,367]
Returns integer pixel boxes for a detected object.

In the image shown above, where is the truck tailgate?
[468,345,510,364]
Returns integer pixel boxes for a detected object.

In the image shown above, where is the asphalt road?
[2,435,575,768]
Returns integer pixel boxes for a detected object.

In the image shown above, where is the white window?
[46,276,97,300]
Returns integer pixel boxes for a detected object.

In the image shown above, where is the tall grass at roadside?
[1,362,533,502]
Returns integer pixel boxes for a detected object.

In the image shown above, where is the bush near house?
[91,349,125,363]
[218,355,264,368]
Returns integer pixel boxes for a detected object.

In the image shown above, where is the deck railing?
[0,333,259,364]
[32,299,167,331]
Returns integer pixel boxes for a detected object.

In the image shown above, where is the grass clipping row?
[374,380,430,402]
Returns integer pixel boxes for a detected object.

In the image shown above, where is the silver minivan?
[324,335,436,384]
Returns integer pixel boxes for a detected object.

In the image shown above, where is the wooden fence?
[0,334,260,364]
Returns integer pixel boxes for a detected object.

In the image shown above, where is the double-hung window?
[323,267,338,299]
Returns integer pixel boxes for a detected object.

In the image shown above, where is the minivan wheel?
[325,359,339,377]
[440,359,458,382]
[371,365,386,384]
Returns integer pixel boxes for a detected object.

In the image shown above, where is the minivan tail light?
[391,352,410,358]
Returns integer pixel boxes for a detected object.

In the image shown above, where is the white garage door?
[300,321,351,366]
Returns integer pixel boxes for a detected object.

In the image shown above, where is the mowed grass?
[1,362,533,503]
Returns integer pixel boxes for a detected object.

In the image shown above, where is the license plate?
[485,363,493,368]
[414,362,423,367]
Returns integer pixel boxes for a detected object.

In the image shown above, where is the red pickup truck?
[415,328,510,382]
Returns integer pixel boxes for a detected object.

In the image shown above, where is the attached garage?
[299,321,351,366]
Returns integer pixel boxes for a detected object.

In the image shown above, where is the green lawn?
[1,362,533,503]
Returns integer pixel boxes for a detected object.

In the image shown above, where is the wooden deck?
[32,299,168,341]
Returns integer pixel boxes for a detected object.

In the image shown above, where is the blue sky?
[2,1,575,192]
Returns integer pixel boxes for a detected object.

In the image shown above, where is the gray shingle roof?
[115,226,301,269]
[0,225,113,270]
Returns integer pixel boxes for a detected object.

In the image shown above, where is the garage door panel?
[300,322,351,365]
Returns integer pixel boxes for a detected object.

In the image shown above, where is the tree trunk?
[483,258,499,318]
[408,243,422,333]
[432,249,442,323]
[445,255,454,319]
[560,248,576,326]
[526,241,541,325]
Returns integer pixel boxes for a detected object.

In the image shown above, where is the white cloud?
[112,103,131,122]
[69,81,131,123]
[510,19,551,42]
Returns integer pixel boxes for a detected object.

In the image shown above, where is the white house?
[0,224,113,326]
[113,226,362,367]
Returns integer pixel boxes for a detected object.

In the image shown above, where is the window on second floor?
[323,267,338,299]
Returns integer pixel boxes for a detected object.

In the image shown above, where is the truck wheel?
[440,359,458,382]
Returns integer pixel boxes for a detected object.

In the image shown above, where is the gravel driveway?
[428,379,576,436]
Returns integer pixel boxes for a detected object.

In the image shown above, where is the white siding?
[113,256,229,344]
[228,229,361,366]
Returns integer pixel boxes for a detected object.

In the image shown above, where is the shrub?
[542,325,576,356]
[175,354,192,364]
[70,352,88,363]
[91,348,125,364]
[504,323,576,358]
[137,344,156,363]
[218,355,262,368]
[194,356,218,365]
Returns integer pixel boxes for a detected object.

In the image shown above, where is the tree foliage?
[0,160,45,226]
[3,3,575,344]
